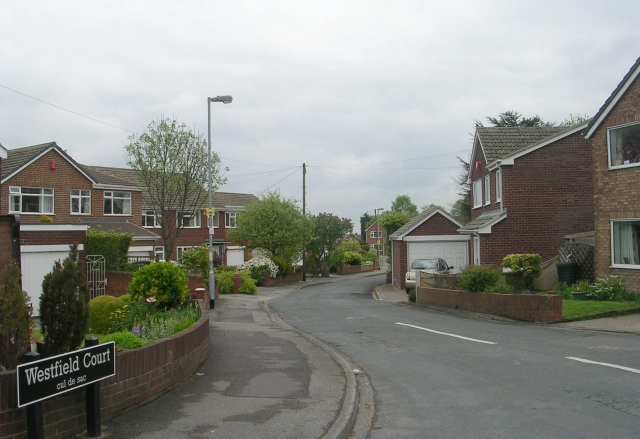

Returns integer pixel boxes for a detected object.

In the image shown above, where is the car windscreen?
[410,259,438,270]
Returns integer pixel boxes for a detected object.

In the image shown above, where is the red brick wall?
[590,74,640,290]
[0,151,142,225]
[365,221,386,256]
[104,272,205,296]
[469,131,593,267]
[0,312,209,439]
[407,212,460,236]
[416,286,562,323]
[391,240,407,289]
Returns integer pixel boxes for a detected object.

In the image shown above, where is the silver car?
[405,258,453,292]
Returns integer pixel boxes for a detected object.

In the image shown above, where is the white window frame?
[610,219,640,268]
[208,243,223,255]
[70,189,91,215]
[495,169,502,203]
[177,212,201,228]
[608,121,640,169]
[9,186,54,214]
[207,212,220,228]
[472,180,482,208]
[154,246,165,262]
[226,212,238,228]
[484,175,490,205]
[103,191,131,215]
[370,231,382,239]
[142,210,161,228]
[176,246,194,262]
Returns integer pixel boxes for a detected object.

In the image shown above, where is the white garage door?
[226,247,245,267]
[21,249,69,316]
[407,241,468,274]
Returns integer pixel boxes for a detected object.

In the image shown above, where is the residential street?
[270,274,640,438]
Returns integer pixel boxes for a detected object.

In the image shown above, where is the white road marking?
[566,357,640,374]
[395,322,497,345]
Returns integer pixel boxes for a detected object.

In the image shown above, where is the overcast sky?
[2,1,639,231]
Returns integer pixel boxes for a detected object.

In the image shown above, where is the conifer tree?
[0,262,33,369]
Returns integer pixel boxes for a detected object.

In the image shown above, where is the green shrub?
[179,245,211,286]
[237,256,279,278]
[101,332,144,349]
[129,262,189,309]
[88,295,125,334]
[40,244,89,356]
[238,272,257,294]
[407,288,416,302]
[216,271,235,294]
[588,275,626,301]
[118,294,132,305]
[110,299,157,333]
[361,251,378,263]
[248,265,267,285]
[487,276,512,294]
[343,252,362,266]
[0,262,33,369]
[86,229,133,272]
[502,254,541,289]
[457,265,503,293]
[270,256,292,277]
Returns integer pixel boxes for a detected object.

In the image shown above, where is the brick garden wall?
[0,312,210,439]
[391,240,407,289]
[416,286,562,323]
[590,74,640,291]
[105,272,205,297]
[337,264,374,275]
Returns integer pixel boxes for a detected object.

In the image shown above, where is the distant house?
[583,56,640,290]
[365,220,386,256]
[458,124,594,267]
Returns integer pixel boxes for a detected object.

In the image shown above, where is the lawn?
[562,300,640,319]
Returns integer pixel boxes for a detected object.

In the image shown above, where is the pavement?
[102,257,640,439]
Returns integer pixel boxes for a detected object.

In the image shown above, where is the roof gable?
[476,127,567,164]
[0,143,6,159]
[2,142,96,184]
[389,208,462,240]
[584,56,640,138]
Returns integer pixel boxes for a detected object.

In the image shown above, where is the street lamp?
[375,208,384,257]
[207,95,232,309]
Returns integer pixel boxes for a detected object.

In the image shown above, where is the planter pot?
[571,291,587,301]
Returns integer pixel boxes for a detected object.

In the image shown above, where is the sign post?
[17,340,116,438]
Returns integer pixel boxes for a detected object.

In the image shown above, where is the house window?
[142,210,161,227]
[9,187,54,214]
[177,212,201,228]
[208,243,223,255]
[226,212,238,228]
[176,246,193,262]
[484,176,490,205]
[472,180,482,208]
[207,212,219,228]
[154,246,165,262]
[608,122,640,168]
[611,220,640,267]
[103,191,131,215]
[495,169,502,202]
[70,189,91,214]
[370,231,382,238]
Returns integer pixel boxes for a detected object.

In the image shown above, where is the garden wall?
[105,272,205,297]
[261,271,303,287]
[416,286,562,323]
[0,312,210,439]
[338,264,374,275]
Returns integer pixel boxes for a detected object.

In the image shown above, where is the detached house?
[458,124,594,267]
[583,56,640,290]
[365,220,386,256]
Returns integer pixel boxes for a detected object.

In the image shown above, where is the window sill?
[9,212,55,215]
[104,214,133,216]
[71,213,91,216]
[608,162,640,170]
[610,264,640,270]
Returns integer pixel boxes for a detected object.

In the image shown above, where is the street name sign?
[17,342,115,407]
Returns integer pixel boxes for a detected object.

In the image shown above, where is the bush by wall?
[86,229,133,271]
[457,265,504,293]
[88,295,126,334]
[39,244,89,356]
[129,262,189,309]
[502,253,541,289]
[0,263,32,370]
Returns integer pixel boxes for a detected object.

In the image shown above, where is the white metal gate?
[86,255,106,299]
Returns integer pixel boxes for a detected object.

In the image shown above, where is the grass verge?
[562,300,640,319]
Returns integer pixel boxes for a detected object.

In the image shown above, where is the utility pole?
[302,163,306,281]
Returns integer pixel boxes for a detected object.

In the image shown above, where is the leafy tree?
[228,190,310,270]
[40,244,89,356]
[86,229,133,271]
[475,110,554,128]
[421,203,445,212]
[0,262,32,369]
[328,237,363,269]
[379,211,412,238]
[125,117,226,261]
[307,213,353,273]
[359,212,372,243]
[452,156,472,223]
[391,195,418,216]
[558,113,591,127]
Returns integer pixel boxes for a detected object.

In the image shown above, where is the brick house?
[583,56,640,290]
[458,124,594,268]
[389,207,468,290]
[365,220,386,256]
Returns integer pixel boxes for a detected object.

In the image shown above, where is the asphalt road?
[269,274,640,439]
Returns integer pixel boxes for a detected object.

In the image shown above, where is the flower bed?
[416,286,562,323]
[0,311,210,439]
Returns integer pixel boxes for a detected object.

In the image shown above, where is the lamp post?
[207,95,232,309]
[375,208,384,257]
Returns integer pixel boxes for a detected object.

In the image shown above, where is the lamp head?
[209,95,233,104]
